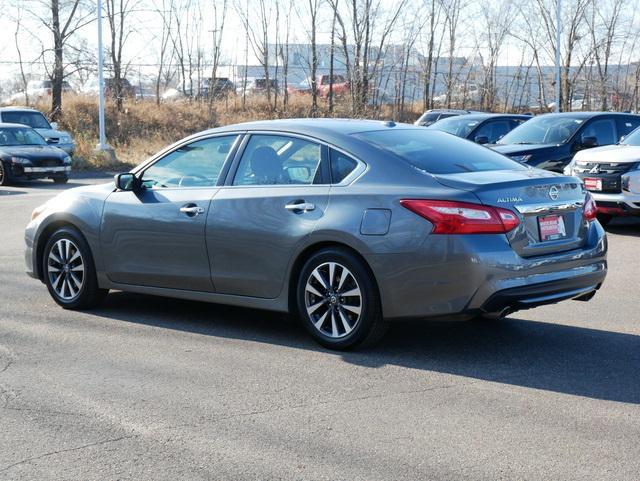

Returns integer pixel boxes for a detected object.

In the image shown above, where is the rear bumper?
[480,269,605,315]
[592,192,640,216]
[369,220,607,320]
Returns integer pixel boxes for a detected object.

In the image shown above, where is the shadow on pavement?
[0,189,26,195]
[93,291,640,404]
[604,217,640,237]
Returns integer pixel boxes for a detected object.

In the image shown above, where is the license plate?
[538,215,567,241]
[584,177,602,191]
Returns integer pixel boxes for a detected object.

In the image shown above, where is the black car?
[491,112,640,172]
[414,109,479,127]
[0,123,71,185]
[427,113,531,144]
[199,77,235,99]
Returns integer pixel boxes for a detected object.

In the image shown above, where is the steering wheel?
[177,174,209,187]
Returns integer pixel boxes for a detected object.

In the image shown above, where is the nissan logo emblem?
[549,185,559,200]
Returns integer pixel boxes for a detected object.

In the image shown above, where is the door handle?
[285,200,315,213]
[180,204,205,216]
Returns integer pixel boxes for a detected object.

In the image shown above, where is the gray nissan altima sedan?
[25,119,607,350]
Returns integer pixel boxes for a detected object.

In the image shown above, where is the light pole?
[555,0,561,113]
[96,0,108,151]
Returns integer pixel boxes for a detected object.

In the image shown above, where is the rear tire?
[596,213,613,226]
[296,248,387,350]
[42,226,108,309]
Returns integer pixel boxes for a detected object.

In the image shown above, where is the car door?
[206,133,330,298]
[100,134,240,291]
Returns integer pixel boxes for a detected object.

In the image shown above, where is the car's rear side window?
[355,129,525,175]
[330,149,358,183]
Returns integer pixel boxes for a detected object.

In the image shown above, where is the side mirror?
[50,122,59,130]
[114,172,140,191]
[474,135,489,145]
[581,136,598,149]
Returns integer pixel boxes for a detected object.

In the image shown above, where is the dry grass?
[35,94,423,170]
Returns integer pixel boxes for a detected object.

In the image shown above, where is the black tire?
[296,248,387,350]
[52,175,69,184]
[42,226,108,309]
[0,161,9,186]
[596,213,613,226]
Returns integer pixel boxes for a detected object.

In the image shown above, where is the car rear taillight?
[583,192,597,222]
[400,199,520,234]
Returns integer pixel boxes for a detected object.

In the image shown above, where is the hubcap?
[305,262,362,339]
[47,239,85,301]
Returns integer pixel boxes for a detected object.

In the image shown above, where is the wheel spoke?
[52,272,64,291]
[66,277,76,298]
[65,240,71,263]
[313,310,329,330]
[68,249,81,264]
[342,304,361,316]
[338,308,353,334]
[311,269,329,290]
[305,282,324,298]
[49,250,63,265]
[71,264,84,272]
[69,272,82,290]
[307,299,326,315]
[48,265,61,272]
[337,268,349,291]
[328,262,336,289]
[340,287,361,298]
[330,310,338,337]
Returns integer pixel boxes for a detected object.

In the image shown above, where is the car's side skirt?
[99,279,290,313]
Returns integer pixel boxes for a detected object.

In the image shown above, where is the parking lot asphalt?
[1,176,639,481]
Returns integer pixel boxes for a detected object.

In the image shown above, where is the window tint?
[581,118,616,146]
[616,117,640,140]
[355,129,526,175]
[330,149,358,183]
[473,120,512,143]
[233,135,322,186]
[142,135,237,188]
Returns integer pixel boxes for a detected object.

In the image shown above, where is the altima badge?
[497,197,523,203]
[549,185,559,200]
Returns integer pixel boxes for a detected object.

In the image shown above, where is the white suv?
[566,126,640,225]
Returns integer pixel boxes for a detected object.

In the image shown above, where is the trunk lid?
[434,169,587,257]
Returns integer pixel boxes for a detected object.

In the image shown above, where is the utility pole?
[555,0,561,113]
[96,0,108,151]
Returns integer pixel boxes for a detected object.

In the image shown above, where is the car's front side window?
[141,135,238,189]
[233,134,323,186]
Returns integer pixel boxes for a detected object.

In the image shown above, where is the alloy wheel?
[304,262,362,338]
[47,238,85,301]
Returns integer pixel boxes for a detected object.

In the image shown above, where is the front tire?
[52,175,69,184]
[0,161,9,186]
[42,227,108,309]
[296,248,387,350]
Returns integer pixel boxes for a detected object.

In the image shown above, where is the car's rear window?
[355,129,526,174]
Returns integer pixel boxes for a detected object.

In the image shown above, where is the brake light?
[583,192,597,222]
[400,199,520,234]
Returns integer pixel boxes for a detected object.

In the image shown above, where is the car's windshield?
[497,115,584,145]
[2,111,51,129]
[356,129,526,175]
[428,116,483,137]
[621,126,640,146]
[0,127,46,146]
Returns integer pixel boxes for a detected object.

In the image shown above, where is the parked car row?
[0,107,75,185]
[421,109,640,225]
